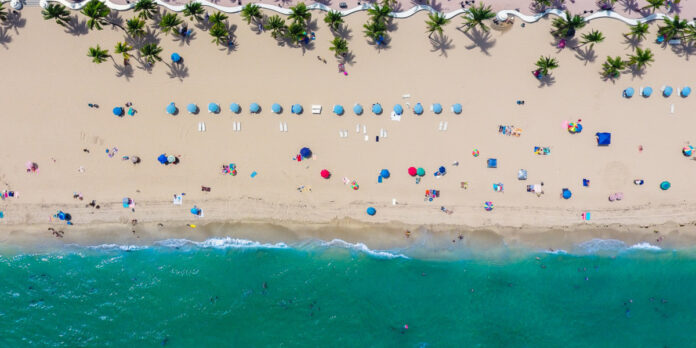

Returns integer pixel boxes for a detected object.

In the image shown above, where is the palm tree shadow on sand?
[429,33,454,57]
[335,24,352,40]
[65,15,89,36]
[622,35,641,51]
[618,0,641,16]
[172,31,196,46]
[671,41,696,61]
[0,27,12,49]
[574,46,597,65]
[461,28,495,56]
[626,65,646,79]
[3,11,26,34]
[537,74,556,87]
[106,11,124,31]
[114,63,134,80]
[341,51,356,66]
[166,62,189,81]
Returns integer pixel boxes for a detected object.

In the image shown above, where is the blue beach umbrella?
[157,154,168,164]
[271,103,282,114]
[681,86,691,97]
[642,87,653,97]
[171,53,181,63]
[208,103,220,113]
[230,103,241,113]
[372,103,383,114]
[187,103,198,114]
[438,166,446,174]
[562,188,572,199]
[112,107,123,116]
[333,104,344,115]
[432,103,443,114]
[250,103,260,113]
[452,103,462,114]
[366,207,376,216]
[663,86,673,97]
[291,104,303,114]
[393,104,403,115]
[623,87,634,98]
[413,103,424,115]
[300,147,312,158]
[660,181,671,190]
[166,103,177,115]
[380,169,390,178]
[353,104,363,115]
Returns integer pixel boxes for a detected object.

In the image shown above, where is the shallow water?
[0,236,694,346]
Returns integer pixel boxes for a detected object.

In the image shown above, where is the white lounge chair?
[311,105,322,114]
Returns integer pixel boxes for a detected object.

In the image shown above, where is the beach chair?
[669,39,681,45]
[311,105,322,114]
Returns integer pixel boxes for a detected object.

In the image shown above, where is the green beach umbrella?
[417,167,425,176]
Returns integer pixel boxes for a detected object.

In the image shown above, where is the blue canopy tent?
[353,104,363,115]
[413,103,424,115]
[291,104,303,114]
[596,132,611,146]
[432,103,443,114]
[663,86,673,97]
[157,154,168,164]
[300,147,312,158]
[372,103,383,115]
[380,169,390,178]
[250,103,261,113]
[562,188,572,199]
[333,105,344,115]
[623,87,634,98]
[487,158,497,168]
[113,107,124,116]
[393,104,403,115]
[229,103,241,114]
[208,103,220,113]
[642,87,653,97]
[171,53,181,63]
[187,103,198,114]
[271,103,282,114]
[166,103,177,115]
[452,103,462,114]
[681,86,691,97]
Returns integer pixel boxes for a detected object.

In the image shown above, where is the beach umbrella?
[353,104,363,115]
[208,103,220,113]
[291,104,303,114]
[171,53,181,63]
[484,201,493,211]
[167,155,176,163]
[417,167,425,176]
[393,104,403,115]
[300,147,312,158]
[683,145,694,156]
[681,86,691,97]
[408,167,417,176]
[438,166,446,174]
[366,207,376,216]
[230,103,241,114]
[372,103,383,114]
[187,103,198,114]
[271,103,282,114]
[333,105,344,115]
[432,103,443,114]
[623,87,634,98]
[642,87,653,97]
[320,169,330,179]
[58,211,66,220]
[190,206,201,215]
[562,188,572,199]
[413,103,424,115]
[452,103,462,114]
[660,181,671,190]
[575,124,583,133]
[166,103,177,115]
[663,86,673,97]
[250,103,261,113]
[380,169,390,178]
[112,107,124,116]
[157,154,168,164]
[130,156,140,164]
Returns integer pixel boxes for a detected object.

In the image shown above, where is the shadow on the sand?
[172,30,196,46]
[622,35,641,51]
[65,15,89,36]
[3,11,26,34]
[537,74,556,87]
[574,46,597,65]
[342,51,356,66]
[626,64,646,79]
[107,11,124,31]
[114,63,134,80]
[0,27,12,49]
[671,41,696,61]
[618,0,641,16]
[166,62,189,81]
[335,24,352,40]
[462,28,495,56]
[429,33,454,57]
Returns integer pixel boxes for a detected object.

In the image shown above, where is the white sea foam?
[628,242,662,251]
[321,239,408,259]
[155,237,289,250]
[86,244,148,251]
[575,239,662,254]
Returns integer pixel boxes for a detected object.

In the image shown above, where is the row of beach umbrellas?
[623,86,691,98]
[166,102,464,115]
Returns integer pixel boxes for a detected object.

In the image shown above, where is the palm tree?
[289,2,311,26]
[329,37,348,57]
[642,0,664,12]
[209,11,228,26]
[324,11,343,31]
[265,15,287,39]
[159,12,182,35]
[601,56,626,78]
[0,3,6,22]
[134,0,158,20]
[87,45,110,64]
[534,56,559,76]
[42,3,72,27]
[367,3,391,23]
[240,3,262,25]
[426,12,449,37]
[81,0,111,31]
[363,19,387,41]
[461,3,495,32]
[183,2,205,22]
[114,41,133,64]
[577,29,604,49]
[286,22,305,44]
[209,22,228,45]
[627,47,654,70]
[658,15,688,41]
[624,22,649,41]
[140,43,163,65]
[126,17,146,38]
[551,11,585,38]
[531,0,552,10]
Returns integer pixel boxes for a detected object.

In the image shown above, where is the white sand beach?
[0,4,696,248]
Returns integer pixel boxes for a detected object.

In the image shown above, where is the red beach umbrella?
[320,169,330,179]
[408,167,417,176]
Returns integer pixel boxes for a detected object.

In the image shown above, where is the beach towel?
[390,112,401,121]
[173,195,183,205]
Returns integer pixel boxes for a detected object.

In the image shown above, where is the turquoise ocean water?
[1,236,695,347]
